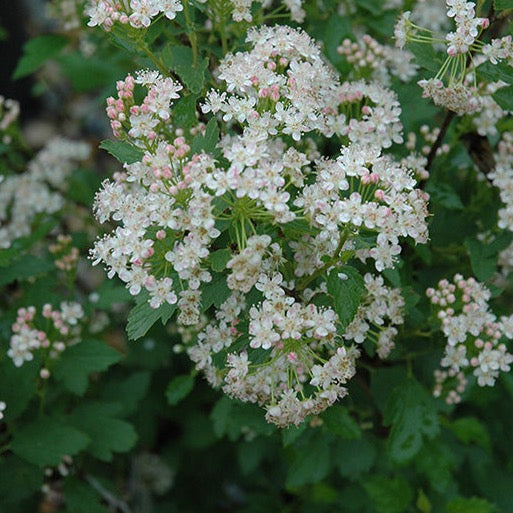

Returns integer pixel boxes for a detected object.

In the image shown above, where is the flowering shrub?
[3,0,513,511]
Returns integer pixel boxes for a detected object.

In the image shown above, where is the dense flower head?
[338,34,418,85]
[91,26,430,426]
[427,274,513,403]
[489,132,513,232]
[0,138,90,249]
[86,0,184,30]
[9,303,85,375]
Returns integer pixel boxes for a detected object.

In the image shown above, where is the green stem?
[183,1,198,66]
[297,232,348,290]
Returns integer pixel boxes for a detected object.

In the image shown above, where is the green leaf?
[286,435,331,489]
[0,254,54,287]
[407,42,442,73]
[173,94,199,128]
[11,416,90,466]
[494,0,513,11]
[101,371,151,417]
[383,378,440,463]
[493,85,513,110]
[190,117,219,155]
[335,437,377,479]
[327,266,365,329]
[68,402,137,461]
[58,52,124,92]
[477,61,513,84]
[161,45,208,93]
[363,476,414,513]
[446,497,497,513]
[99,140,144,165]
[13,34,68,79]
[166,374,195,406]
[465,233,513,282]
[126,296,177,340]
[64,478,107,513]
[426,182,464,210]
[53,339,122,395]
[209,249,232,272]
[201,272,230,311]
[446,417,491,452]
[0,456,44,506]
[322,406,361,439]
[0,359,39,421]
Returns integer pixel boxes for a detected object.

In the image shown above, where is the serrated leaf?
[477,61,513,84]
[363,476,414,513]
[446,417,491,452]
[494,0,513,10]
[383,378,440,463]
[126,296,177,341]
[407,42,442,73]
[166,374,195,405]
[173,94,199,128]
[101,371,151,417]
[336,437,377,479]
[426,182,464,210]
[68,402,137,461]
[0,358,39,421]
[161,45,208,93]
[64,478,107,513]
[322,406,361,439]
[209,249,232,272]
[465,233,513,282]
[286,435,331,489]
[493,85,513,111]
[53,339,122,395]
[11,417,90,466]
[201,272,230,311]
[99,140,144,165]
[0,455,44,506]
[0,254,54,287]
[446,497,497,513]
[13,34,68,79]
[327,266,365,328]
[190,118,219,155]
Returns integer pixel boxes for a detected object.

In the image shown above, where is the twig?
[84,474,133,513]
[426,110,455,171]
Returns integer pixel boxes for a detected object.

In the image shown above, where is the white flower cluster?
[48,0,83,31]
[85,0,305,28]
[445,0,488,56]
[427,275,513,403]
[92,26,427,426]
[0,138,90,248]
[344,273,405,358]
[490,132,513,232]
[337,35,418,84]
[395,1,513,116]
[9,303,85,376]
[86,0,183,30]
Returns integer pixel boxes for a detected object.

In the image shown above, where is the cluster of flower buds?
[427,274,513,403]
[8,303,85,376]
[49,234,80,272]
[337,35,418,84]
